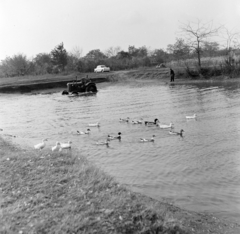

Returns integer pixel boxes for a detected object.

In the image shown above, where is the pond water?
[0,80,240,223]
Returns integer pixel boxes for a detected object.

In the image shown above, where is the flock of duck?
[97,113,196,144]
[0,113,196,151]
[32,113,197,151]
[121,113,196,139]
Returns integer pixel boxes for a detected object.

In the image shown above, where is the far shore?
[0,67,239,94]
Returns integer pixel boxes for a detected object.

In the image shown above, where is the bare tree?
[71,46,83,59]
[222,28,240,50]
[105,46,121,58]
[179,19,222,69]
[221,27,240,64]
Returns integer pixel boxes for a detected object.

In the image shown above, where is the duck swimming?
[137,118,144,124]
[131,120,139,124]
[158,122,174,129]
[34,139,48,150]
[169,129,184,137]
[145,119,159,126]
[108,132,121,140]
[88,122,100,127]
[85,129,91,134]
[77,129,91,135]
[140,135,155,142]
[186,114,197,119]
[132,118,143,124]
[119,117,130,122]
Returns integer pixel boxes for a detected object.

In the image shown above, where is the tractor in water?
[62,77,98,95]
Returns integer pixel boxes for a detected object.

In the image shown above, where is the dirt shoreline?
[0,77,108,93]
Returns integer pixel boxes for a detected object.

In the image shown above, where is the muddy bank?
[107,68,170,81]
[0,77,108,93]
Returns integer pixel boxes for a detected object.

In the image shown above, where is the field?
[166,56,226,68]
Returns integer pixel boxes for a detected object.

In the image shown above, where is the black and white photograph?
[0,0,240,233]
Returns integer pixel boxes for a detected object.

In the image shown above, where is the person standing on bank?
[170,68,175,82]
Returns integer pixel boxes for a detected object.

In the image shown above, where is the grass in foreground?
[0,138,239,234]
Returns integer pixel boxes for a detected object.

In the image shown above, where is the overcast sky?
[0,0,240,61]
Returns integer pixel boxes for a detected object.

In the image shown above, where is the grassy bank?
[0,138,239,234]
[0,73,108,87]
[0,72,108,93]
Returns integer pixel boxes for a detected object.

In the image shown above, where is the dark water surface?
[1,80,240,223]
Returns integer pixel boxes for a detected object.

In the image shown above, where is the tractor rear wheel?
[86,84,97,92]
[62,90,69,95]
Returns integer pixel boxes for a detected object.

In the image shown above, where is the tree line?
[0,20,239,78]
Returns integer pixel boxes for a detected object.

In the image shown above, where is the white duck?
[77,129,91,135]
[51,141,61,151]
[88,122,100,127]
[59,141,72,151]
[131,119,143,124]
[186,114,197,119]
[140,135,155,142]
[169,129,184,137]
[34,139,48,150]
[137,118,144,124]
[108,132,122,140]
[119,117,130,122]
[158,122,174,129]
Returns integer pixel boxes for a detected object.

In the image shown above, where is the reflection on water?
[0,80,240,223]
